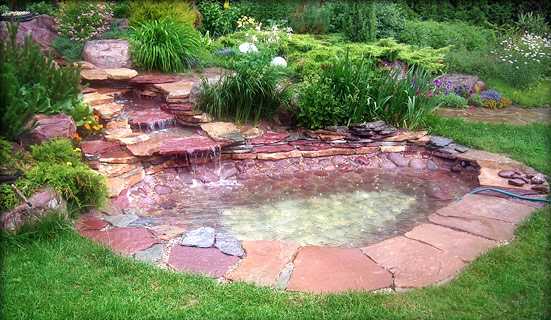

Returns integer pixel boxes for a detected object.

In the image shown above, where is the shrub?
[56,1,112,42]
[468,94,484,107]
[52,36,84,62]
[340,1,377,42]
[129,0,196,27]
[290,3,332,34]
[112,1,130,19]
[198,52,287,123]
[374,2,406,39]
[0,139,107,213]
[445,48,497,79]
[432,93,468,108]
[399,20,495,50]
[233,0,296,25]
[130,18,202,73]
[298,52,377,128]
[25,1,56,15]
[197,0,241,37]
[0,24,81,139]
[0,5,9,15]
[515,12,549,36]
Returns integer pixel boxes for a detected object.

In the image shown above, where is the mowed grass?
[2,116,550,320]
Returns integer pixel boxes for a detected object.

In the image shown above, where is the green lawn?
[485,79,551,108]
[2,117,550,320]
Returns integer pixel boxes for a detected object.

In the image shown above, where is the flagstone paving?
[436,106,551,125]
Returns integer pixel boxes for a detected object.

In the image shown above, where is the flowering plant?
[56,2,113,42]
[237,16,260,31]
[479,90,511,109]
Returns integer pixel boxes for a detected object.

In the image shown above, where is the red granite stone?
[362,236,465,289]
[253,144,295,153]
[226,240,299,287]
[248,132,289,145]
[428,213,515,242]
[168,245,240,278]
[76,213,109,232]
[405,223,497,262]
[436,194,535,224]
[159,136,220,156]
[287,246,392,293]
[82,227,160,255]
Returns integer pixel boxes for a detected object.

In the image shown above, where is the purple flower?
[480,89,501,101]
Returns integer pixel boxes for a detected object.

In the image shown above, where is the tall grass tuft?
[130,18,202,73]
[198,53,287,123]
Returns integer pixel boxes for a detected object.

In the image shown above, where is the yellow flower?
[83,123,91,130]
[224,0,230,10]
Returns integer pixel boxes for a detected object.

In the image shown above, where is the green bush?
[0,139,107,213]
[298,52,377,128]
[197,0,241,37]
[290,3,332,34]
[25,1,56,15]
[399,20,495,50]
[112,1,130,18]
[445,48,497,78]
[198,52,288,123]
[130,18,202,73]
[298,51,434,129]
[234,0,296,25]
[129,0,196,27]
[515,12,549,36]
[374,2,406,39]
[433,93,469,108]
[0,24,81,139]
[468,94,484,108]
[52,36,84,62]
[340,1,377,42]
[56,1,112,42]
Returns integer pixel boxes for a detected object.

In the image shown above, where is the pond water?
[130,168,475,247]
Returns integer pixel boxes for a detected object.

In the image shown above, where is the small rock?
[508,178,525,187]
[215,233,244,257]
[451,143,469,153]
[426,160,439,171]
[103,213,139,227]
[429,136,453,148]
[498,170,517,179]
[531,185,549,194]
[530,174,546,185]
[181,227,215,248]
[134,244,164,263]
[388,153,409,167]
[409,159,426,170]
[271,56,287,67]
[239,42,258,53]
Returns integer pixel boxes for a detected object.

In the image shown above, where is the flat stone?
[103,213,139,227]
[180,227,215,248]
[80,140,120,159]
[287,246,392,293]
[241,127,264,139]
[436,194,535,224]
[405,224,497,262]
[127,109,176,130]
[248,132,289,145]
[458,149,526,171]
[388,153,409,167]
[429,136,453,148]
[81,68,108,81]
[214,233,244,257]
[253,144,295,153]
[301,148,355,158]
[75,61,96,69]
[158,136,220,157]
[428,213,515,241]
[83,227,159,255]
[257,150,302,160]
[83,92,114,106]
[151,224,186,241]
[134,244,164,263]
[93,103,123,121]
[226,240,299,287]
[154,80,194,99]
[129,73,182,85]
[478,167,533,191]
[75,213,109,232]
[154,185,172,195]
[384,131,427,142]
[109,133,150,146]
[380,145,406,153]
[200,122,240,142]
[362,236,465,288]
[104,68,138,80]
[82,39,131,68]
[98,162,139,177]
[409,158,426,170]
[26,114,76,144]
[426,160,439,170]
[105,165,145,197]
[177,113,212,124]
[508,178,525,187]
[168,245,239,278]
[232,153,257,160]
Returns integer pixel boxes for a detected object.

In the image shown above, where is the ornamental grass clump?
[130,18,202,72]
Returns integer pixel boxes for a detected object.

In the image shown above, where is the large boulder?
[0,15,57,52]
[24,114,76,144]
[82,40,131,68]
[1,188,67,232]
[434,74,487,95]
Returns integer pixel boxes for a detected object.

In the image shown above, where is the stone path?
[437,106,551,125]
[71,62,548,294]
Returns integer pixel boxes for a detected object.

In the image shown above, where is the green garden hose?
[468,187,550,204]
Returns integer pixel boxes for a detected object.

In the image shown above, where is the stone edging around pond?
[71,64,549,294]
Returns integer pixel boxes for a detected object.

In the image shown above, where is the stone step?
[127,109,176,131]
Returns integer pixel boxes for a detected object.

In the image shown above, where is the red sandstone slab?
[362,236,465,289]
[127,109,175,129]
[436,194,535,224]
[405,223,498,262]
[82,227,159,256]
[287,246,392,294]
[81,140,121,157]
[226,240,299,287]
[159,136,220,156]
[428,213,515,242]
[253,144,295,153]
[76,213,109,232]
[129,73,182,85]
[248,132,289,145]
[168,245,240,278]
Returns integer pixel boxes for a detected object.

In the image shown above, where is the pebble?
[181,227,215,248]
